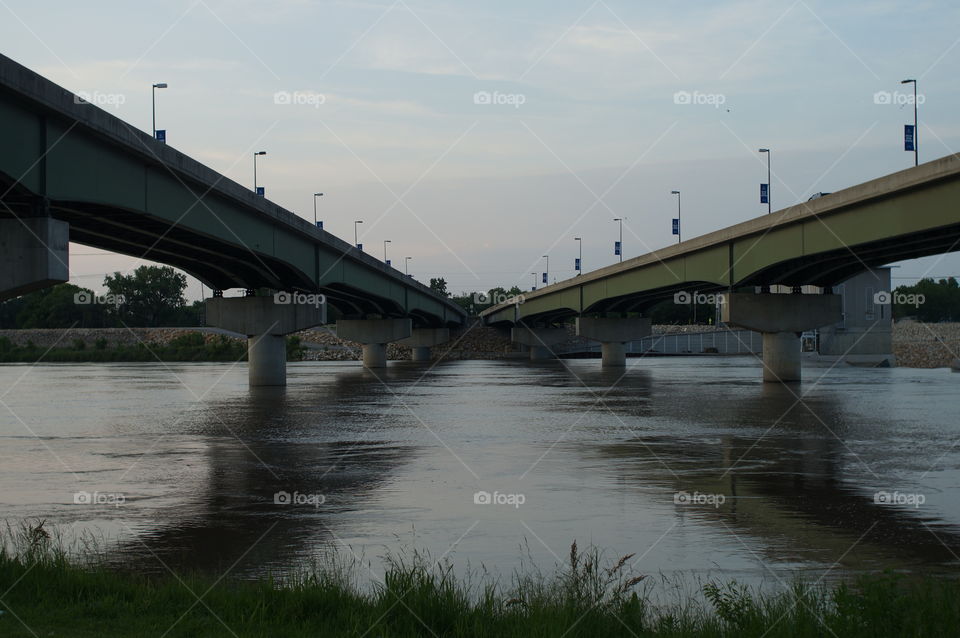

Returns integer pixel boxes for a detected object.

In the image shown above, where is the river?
[1,357,958,589]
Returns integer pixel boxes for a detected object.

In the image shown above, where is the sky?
[2,0,959,299]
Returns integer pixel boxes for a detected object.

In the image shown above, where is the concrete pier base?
[0,217,69,301]
[337,318,412,369]
[576,317,651,367]
[362,343,387,368]
[206,296,326,387]
[600,342,626,367]
[397,328,450,362]
[248,334,287,386]
[511,326,568,360]
[722,293,842,383]
[762,332,801,382]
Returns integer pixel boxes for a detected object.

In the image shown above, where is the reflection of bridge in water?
[568,366,960,573]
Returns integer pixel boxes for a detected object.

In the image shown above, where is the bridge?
[482,153,960,381]
[0,53,465,385]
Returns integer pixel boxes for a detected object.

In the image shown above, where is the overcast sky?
[3,0,959,298]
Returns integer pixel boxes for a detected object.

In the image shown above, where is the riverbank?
[1,524,958,637]
[1,321,958,367]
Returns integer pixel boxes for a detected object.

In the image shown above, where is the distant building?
[816,267,894,365]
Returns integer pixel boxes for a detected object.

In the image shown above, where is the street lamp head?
[255,151,266,156]
[574,237,581,241]
[901,79,916,84]
[613,217,622,222]
[384,239,391,243]
[671,190,680,195]
[758,148,769,153]
[314,192,323,197]
[153,83,167,89]
[355,220,363,224]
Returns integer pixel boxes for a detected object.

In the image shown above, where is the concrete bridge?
[482,154,960,381]
[0,53,465,385]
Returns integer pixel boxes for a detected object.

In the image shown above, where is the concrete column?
[362,343,387,368]
[510,326,568,361]
[722,293,842,383]
[248,334,287,386]
[600,342,626,367]
[0,217,69,301]
[529,345,553,360]
[575,317,651,367]
[397,328,449,362]
[337,319,412,369]
[206,296,326,387]
[762,332,802,382]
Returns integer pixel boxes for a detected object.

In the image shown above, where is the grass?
[1,521,959,637]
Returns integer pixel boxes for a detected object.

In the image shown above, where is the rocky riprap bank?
[2,321,959,368]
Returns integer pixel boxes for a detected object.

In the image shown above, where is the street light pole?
[574,237,582,274]
[253,151,266,194]
[902,78,918,166]
[531,272,537,290]
[613,218,624,262]
[759,148,771,214]
[151,82,167,139]
[354,220,363,249]
[313,192,323,226]
[671,190,681,243]
[405,256,412,275]
[542,255,549,285]
[383,239,391,264]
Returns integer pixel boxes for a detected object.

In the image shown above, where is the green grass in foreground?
[1,521,959,637]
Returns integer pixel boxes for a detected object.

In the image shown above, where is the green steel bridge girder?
[484,154,960,325]
[0,54,464,327]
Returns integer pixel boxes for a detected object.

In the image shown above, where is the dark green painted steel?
[0,54,463,326]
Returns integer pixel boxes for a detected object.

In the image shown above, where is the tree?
[12,283,108,328]
[103,266,187,327]
[893,277,960,322]
[429,277,449,298]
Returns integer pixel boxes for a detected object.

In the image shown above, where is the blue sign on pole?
[575,257,581,272]
[760,183,769,204]
[614,241,621,256]
[542,272,548,284]
[255,186,265,197]
[356,243,363,251]
[385,259,391,267]
[315,221,323,230]
[155,129,166,143]
[672,218,680,236]
[904,124,915,151]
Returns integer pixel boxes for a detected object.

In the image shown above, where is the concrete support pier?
[206,296,326,386]
[576,317,652,367]
[0,217,69,301]
[722,293,842,383]
[337,318,412,369]
[510,326,568,360]
[397,328,450,362]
